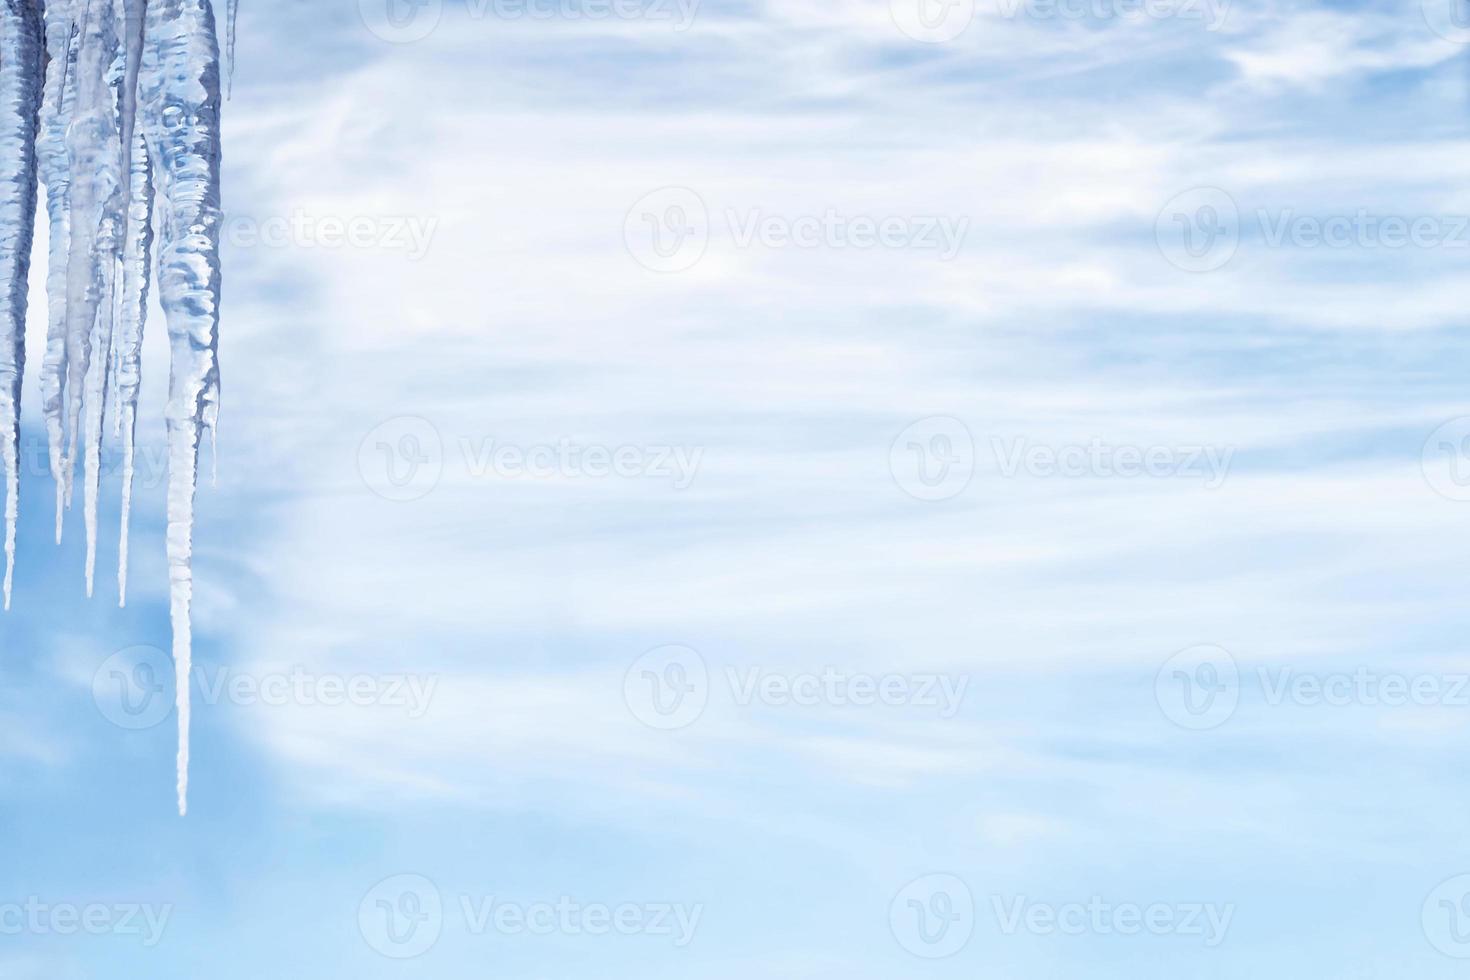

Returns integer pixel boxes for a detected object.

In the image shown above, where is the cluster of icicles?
[0,0,232,816]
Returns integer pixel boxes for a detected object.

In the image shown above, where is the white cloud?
[197,0,1470,852]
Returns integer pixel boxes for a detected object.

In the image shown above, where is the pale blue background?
[2,0,1470,976]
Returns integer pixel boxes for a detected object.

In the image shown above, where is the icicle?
[65,0,127,597]
[0,0,43,611]
[224,0,235,97]
[80,263,117,596]
[38,1,77,544]
[0,0,225,813]
[79,0,133,596]
[116,0,151,607]
[138,0,223,817]
[60,0,95,513]
[106,284,119,435]
[205,385,216,485]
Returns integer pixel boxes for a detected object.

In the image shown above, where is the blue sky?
[3,0,1470,976]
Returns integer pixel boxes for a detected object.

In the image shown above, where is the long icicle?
[138,0,222,817]
[116,0,150,606]
[224,0,235,97]
[0,0,42,611]
[38,0,77,544]
[79,0,127,597]
[64,0,124,583]
[59,0,91,511]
